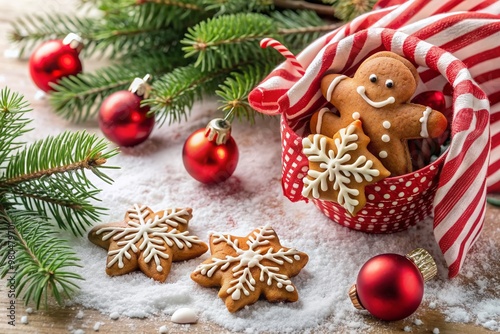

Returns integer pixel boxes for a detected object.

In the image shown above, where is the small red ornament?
[29,33,83,92]
[411,91,446,112]
[349,248,437,321]
[182,118,239,184]
[99,75,154,147]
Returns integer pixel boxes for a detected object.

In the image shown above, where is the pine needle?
[0,209,83,309]
[0,131,119,236]
[0,88,32,170]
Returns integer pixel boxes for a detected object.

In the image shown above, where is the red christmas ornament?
[349,248,437,321]
[99,75,154,147]
[183,118,239,184]
[411,91,446,112]
[29,33,83,92]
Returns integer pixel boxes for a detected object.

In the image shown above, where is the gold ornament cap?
[129,74,152,98]
[348,284,364,310]
[63,33,84,52]
[406,248,437,282]
[205,118,232,145]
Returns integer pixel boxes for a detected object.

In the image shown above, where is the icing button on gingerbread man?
[310,51,448,176]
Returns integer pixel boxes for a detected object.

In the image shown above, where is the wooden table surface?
[0,1,498,333]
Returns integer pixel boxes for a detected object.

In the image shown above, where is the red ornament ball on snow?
[99,90,154,147]
[183,119,239,184]
[349,248,437,321]
[29,34,83,92]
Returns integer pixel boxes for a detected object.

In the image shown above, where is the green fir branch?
[49,46,187,123]
[201,0,273,16]
[323,0,377,21]
[272,10,340,53]
[145,64,229,124]
[0,209,82,308]
[181,11,337,72]
[216,63,275,122]
[0,88,32,170]
[0,131,118,236]
[9,2,206,58]
[182,13,279,71]
[9,13,99,57]
[90,3,195,58]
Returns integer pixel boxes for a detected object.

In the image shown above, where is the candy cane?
[260,38,305,75]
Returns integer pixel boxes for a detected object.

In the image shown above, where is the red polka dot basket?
[272,28,483,234]
[281,115,446,234]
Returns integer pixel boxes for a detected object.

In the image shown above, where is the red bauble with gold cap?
[349,248,437,321]
[99,75,154,147]
[182,118,239,184]
[29,33,83,92]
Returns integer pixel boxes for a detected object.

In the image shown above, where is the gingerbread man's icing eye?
[385,79,394,88]
[369,74,377,83]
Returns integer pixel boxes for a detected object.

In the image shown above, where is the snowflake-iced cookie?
[302,120,390,215]
[310,51,448,176]
[190,225,308,313]
[88,204,208,282]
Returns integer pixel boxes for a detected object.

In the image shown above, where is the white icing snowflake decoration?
[90,204,207,282]
[302,123,382,214]
[191,225,308,312]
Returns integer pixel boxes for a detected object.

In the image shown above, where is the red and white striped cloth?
[249,0,500,278]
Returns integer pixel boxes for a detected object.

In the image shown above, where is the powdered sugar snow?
[25,99,499,333]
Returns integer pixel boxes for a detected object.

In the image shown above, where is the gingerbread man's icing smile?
[310,51,448,176]
[356,85,395,108]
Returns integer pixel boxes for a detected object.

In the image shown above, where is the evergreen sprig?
[201,0,273,16]
[146,64,227,124]
[1,131,118,236]
[0,209,82,308]
[216,63,275,122]
[9,13,98,57]
[0,89,32,169]
[9,0,376,125]
[182,13,279,71]
[0,88,117,307]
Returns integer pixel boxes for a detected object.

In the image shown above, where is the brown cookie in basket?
[88,204,208,282]
[191,225,308,313]
[310,51,448,176]
[302,120,390,215]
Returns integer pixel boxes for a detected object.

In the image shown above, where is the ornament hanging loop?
[129,74,152,98]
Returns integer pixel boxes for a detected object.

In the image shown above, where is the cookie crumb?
[413,319,423,326]
[433,328,440,334]
[158,325,169,333]
[21,315,28,324]
[403,325,411,332]
[76,310,85,319]
[109,312,120,320]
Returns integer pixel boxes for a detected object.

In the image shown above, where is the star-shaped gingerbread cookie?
[88,204,208,282]
[190,225,308,313]
[310,51,448,176]
[302,120,390,215]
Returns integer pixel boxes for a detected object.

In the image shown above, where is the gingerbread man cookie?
[191,225,308,313]
[88,204,208,282]
[302,120,390,215]
[310,51,448,176]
